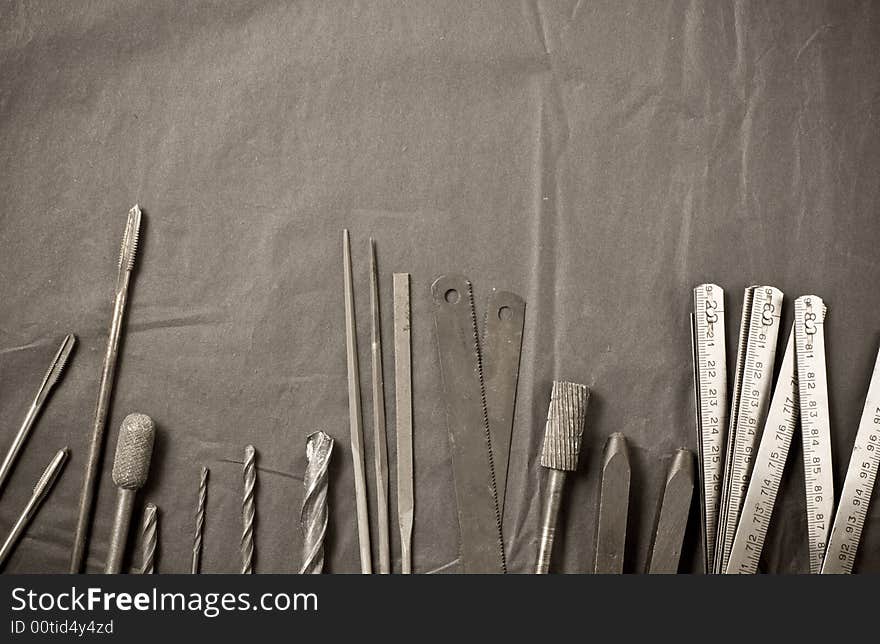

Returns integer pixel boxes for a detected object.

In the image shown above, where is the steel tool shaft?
[300,431,334,574]
[140,503,158,574]
[191,467,208,574]
[369,240,390,574]
[0,448,68,569]
[393,273,413,574]
[105,413,155,574]
[71,205,142,573]
[0,335,75,496]
[535,381,589,574]
[343,230,372,574]
[595,433,631,574]
[647,449,695,574]
[241,445,256,574]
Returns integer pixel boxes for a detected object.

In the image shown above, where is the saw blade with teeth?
[432,274,506,573]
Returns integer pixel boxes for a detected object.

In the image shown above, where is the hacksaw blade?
[482,288,525,521]
[431,274,506,573]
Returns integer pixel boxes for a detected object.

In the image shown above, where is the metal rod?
[70,205,141,573]
[393,273,413,574]
[0,448,69,569]
[241,445,256,574]
[369,239,390,574]
[0,335,75,496]
[191,467,208,574]
[301,431,334,574]
[343,229,372,574]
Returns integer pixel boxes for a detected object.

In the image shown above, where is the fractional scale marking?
[715,286,783,574]
[795,295,833,574]
[821,345,880,574]
[691,284,728,572]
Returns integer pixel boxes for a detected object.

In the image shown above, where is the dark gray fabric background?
[1,1,878,574]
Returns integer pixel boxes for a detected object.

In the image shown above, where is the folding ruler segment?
[821,346,880,574]
[726,326,799,573]
[715,285,783,574]
[691,284,728,573]
[795,295,833,574]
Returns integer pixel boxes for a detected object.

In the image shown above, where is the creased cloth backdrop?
[1,1,879,574]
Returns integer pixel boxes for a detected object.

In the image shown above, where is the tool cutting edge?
[594,433,631,574]
[647,449,695,574]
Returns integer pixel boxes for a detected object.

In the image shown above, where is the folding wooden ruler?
[725,327,798,573]
[821,346,880,573]
[714,285,783,574]
[691,284,728,572]
[795,295,833,574]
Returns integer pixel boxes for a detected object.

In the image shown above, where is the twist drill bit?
[191,467,208,574]
[647,449,695,574]
[535,381,590,574]
[369,239,390,574]
[594,433,631,574]
[241,445,256,574]
[0,334,75,496]
[71,205,142,573]
[140,503,158,574]
[0,448,69,570]
[300,431,334,574]
[342,230,372,574]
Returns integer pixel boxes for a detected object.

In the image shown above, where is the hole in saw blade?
[498,305,513,321]
[444,288,460,304]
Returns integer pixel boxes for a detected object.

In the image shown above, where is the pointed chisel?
[594,433,631,574]
[647,449,695,573]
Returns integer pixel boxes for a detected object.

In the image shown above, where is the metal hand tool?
[342,230,372,574]
[191,467,208,574]
[534,381,589,574]
[715,285,782,574]
[794,295,833,573]
[726,327,799,574]
[690,284,727,571]
[369,240,390,574]
[822,345,880,573]
[393,273,414,574]
[301,431,334,574]
[139,503,157,574]
[432,274,505,573]
[482,289,525,520]
[0,334,75,496]
[594,433,631,574]
[105,413,155,574]
[71,205,142,573]
[241,445,256,574]
[0,448,68,569]
[647,449,695,574]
